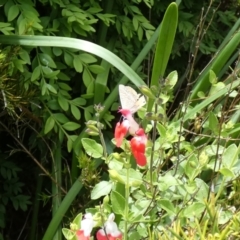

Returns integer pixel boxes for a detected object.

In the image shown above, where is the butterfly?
[118,84,146,114]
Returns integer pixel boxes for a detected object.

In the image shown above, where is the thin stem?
[96,113,108,159]
[124,165,130,240]
[99,128,108,159]
[0,121,67,194]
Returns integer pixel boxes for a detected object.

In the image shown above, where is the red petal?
[76,230,90,240]
[114,121,129,147]
[130,137,147,166]
[132,151,147,166]
[130,138,145,153]
[114,123,122,147]
[135,128,145,136]
[96,230,108,240]
[118,108,131,117]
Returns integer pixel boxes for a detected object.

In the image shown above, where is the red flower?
[76,213,94,240]
[118,109,139,135]
[76,230,90,240]
[114,120,129,147]
[130,128,147,166]
[96,230,122,240]
[96,214,123,240]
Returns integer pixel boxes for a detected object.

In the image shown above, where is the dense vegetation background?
[0,0,240,239]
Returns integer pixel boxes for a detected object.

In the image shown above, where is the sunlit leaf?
[81,138,103,158]
[91,181,112,200]
[111,190,125,216]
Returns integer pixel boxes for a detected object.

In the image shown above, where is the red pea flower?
[114,119,129,147]
[130,128,147,166]
[76,213,94,240]
[96,213,123,240]
[118,109,139,136]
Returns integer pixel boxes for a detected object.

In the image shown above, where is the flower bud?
[156,97,163,105]
[85,120,97,126]
[145,112,154,120]
[108,169,124,184]
[139,85,155,99]
[85,128,99,136]
[156,113,164,121]
[94,104,104,113]
[96,122,104,129]
[103,195,109,204]
[86,124,99,132]
[112,152,121,160]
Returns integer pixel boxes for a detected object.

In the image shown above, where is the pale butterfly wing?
[119,84,146,113]
[119,85,138,110]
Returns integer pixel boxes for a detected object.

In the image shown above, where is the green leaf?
[79,53,97,64]
[19,49,30,64]
[132,16,138,30]
[13,59,24,72]
[71,97,86,106]
[81,138,103,158]
[58,82,72,91]
[84,109,91,121]
[73,55,83,73]
[91,181,112,200]
[53,113,69,124]
[46,84,57,94]
[64,51,73,67]
[44,116,55,134]
[137,26,143,41]
[144,2,178,125]
[62,122,80,131]
[151,3,178,86]
[41,66,53,75]
[39,53,56,68]
[62,228,75,240]
[165,70,178,88]
[58,129,64,143]
[8,5,19,21]
[18,18,26,35]
[58,72,70,81]
[110,190,125,216]
[109,169,142,187]
[88,64,104,74]
[47,100,59,110]
[219,168,235,177]
[73,213,83,227]
[53,47,62,56]
[185,155,199,180]
[209,69,217,84]
[66,138,72,153]
[183,202,205,218]
[71,104,81,120]
[58,95,69,111]
[208,112,219,134]
[83,68,92,87]
[158,199,176,215]
[222,144,239,169]
[31,66,41,82]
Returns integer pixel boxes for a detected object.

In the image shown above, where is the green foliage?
[0,0,239,239]
[0,153,31,230]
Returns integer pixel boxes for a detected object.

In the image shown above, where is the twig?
[0,121,67,195]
